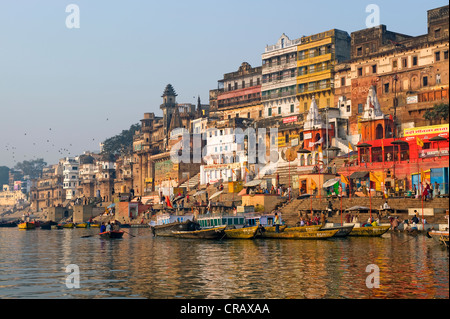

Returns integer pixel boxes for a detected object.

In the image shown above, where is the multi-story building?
[262,33,301,118]
[216,62,263,120]
[30,164,65,212]
[334,5,449,139]
[296,29,351,114]
[62,157,80,200]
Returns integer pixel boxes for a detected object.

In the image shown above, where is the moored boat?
[0,221,18,227]
[260,228,338,239]
[61,223,74,229]
[172,225,227,239]
[40,221,58,230]
[284,224,322,232]
[75,223,88,228]
[90,223,100,228]
[319,225,354,237]
[18,222,36,230]
[224,225,261,239]
[99,230,124,239]
[427,230,449,248]
[348,225,390,237]
[151,213,198,237]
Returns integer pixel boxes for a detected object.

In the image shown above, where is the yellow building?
[296,29,351,113]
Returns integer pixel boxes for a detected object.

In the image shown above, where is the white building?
[62,157,80,200]
[262,34,302,118]
[199,118,249,185]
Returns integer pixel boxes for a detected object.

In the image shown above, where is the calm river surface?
[0,227,448,299]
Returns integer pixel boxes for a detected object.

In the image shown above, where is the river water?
[0,227,448,299]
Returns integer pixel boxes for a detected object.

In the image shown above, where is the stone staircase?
[179,173,200,190]
[280,196,449,226]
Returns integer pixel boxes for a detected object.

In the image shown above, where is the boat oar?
[121,229,136,237]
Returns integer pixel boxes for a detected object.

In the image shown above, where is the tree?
[424,103,449,125]
[0,166,9,187]
[101,123,141,157]
[14,158,47,179]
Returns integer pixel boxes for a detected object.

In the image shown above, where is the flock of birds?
[2,118,110,167]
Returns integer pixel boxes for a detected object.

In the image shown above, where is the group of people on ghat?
[411,182,442,201]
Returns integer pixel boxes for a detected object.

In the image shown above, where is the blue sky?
[0,0,448,168]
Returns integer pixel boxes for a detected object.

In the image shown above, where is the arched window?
[376,124,383,139]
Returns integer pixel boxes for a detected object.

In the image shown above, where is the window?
[242,80,245,88]
[402,58,407,68]
[259,110,262,117]
[423,76,428,87]
[436,74,441,85]
[249,79,253,86]
[278,106,281,114]
[346,105,350,113]
[341,77,345,86]
[268,108,272,116]
[247,112,250,118]
[372,65,377,74]
[412,56,418,66]
[435,28,441,38]
[444,51,449,60]
[357,47,362,56]
[392,60,398,68]
[357,67,363,76]
[257,78,260,85]
[290,104,294,113]
[435,51,440,61]
[384,83,389,93]
[358,104,363,114]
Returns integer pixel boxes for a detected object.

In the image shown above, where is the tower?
[160,84,178,143]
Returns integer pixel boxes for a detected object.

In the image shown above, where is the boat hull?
[262,225,287,233]
[40,221,58,230]
[0,221,17,228]
[348,225,390,237]
[18,222,35,230]
[428,230,449,247]
[151,220,198,237]
[224,226,260,239]
[284,225,323,232]
[75,223,88,228]
[172,226,226,239]
[99,230,124,239]
[261,229,338,239]
[320,225,354,237]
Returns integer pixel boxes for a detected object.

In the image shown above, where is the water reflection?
[0,228,448,299]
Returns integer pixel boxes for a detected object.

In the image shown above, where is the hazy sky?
[0,0,447,168]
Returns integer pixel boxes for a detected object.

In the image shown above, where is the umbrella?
[356,143,372,147]
[297,148,311,153]
[429,135,447,141]
[209,190,224,200]
[322,177,340,188]
[107,203,115,209]
[325,146,341,151]
[345,206,370,211]
[244,179,263,187]
[390,140,408,145]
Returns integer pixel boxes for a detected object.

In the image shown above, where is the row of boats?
[150,213,391,240]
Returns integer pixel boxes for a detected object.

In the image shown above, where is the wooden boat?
[0,221,18,227]
[260,228,338,239]
[90,223,100,228]
[284,225,323,232]
[348,225,390,237]
[320,225,355,237]
[224,226,260,239]
[99,230,124,239]
[40,221,58,230]
[119,223,131,228]
[57,222,74,229]
[18,222,36,230]
[262,225,287,233]
[427,230,449,248]
[172,226,227,239]
[75,222,89,228]
[151,220,199,237]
